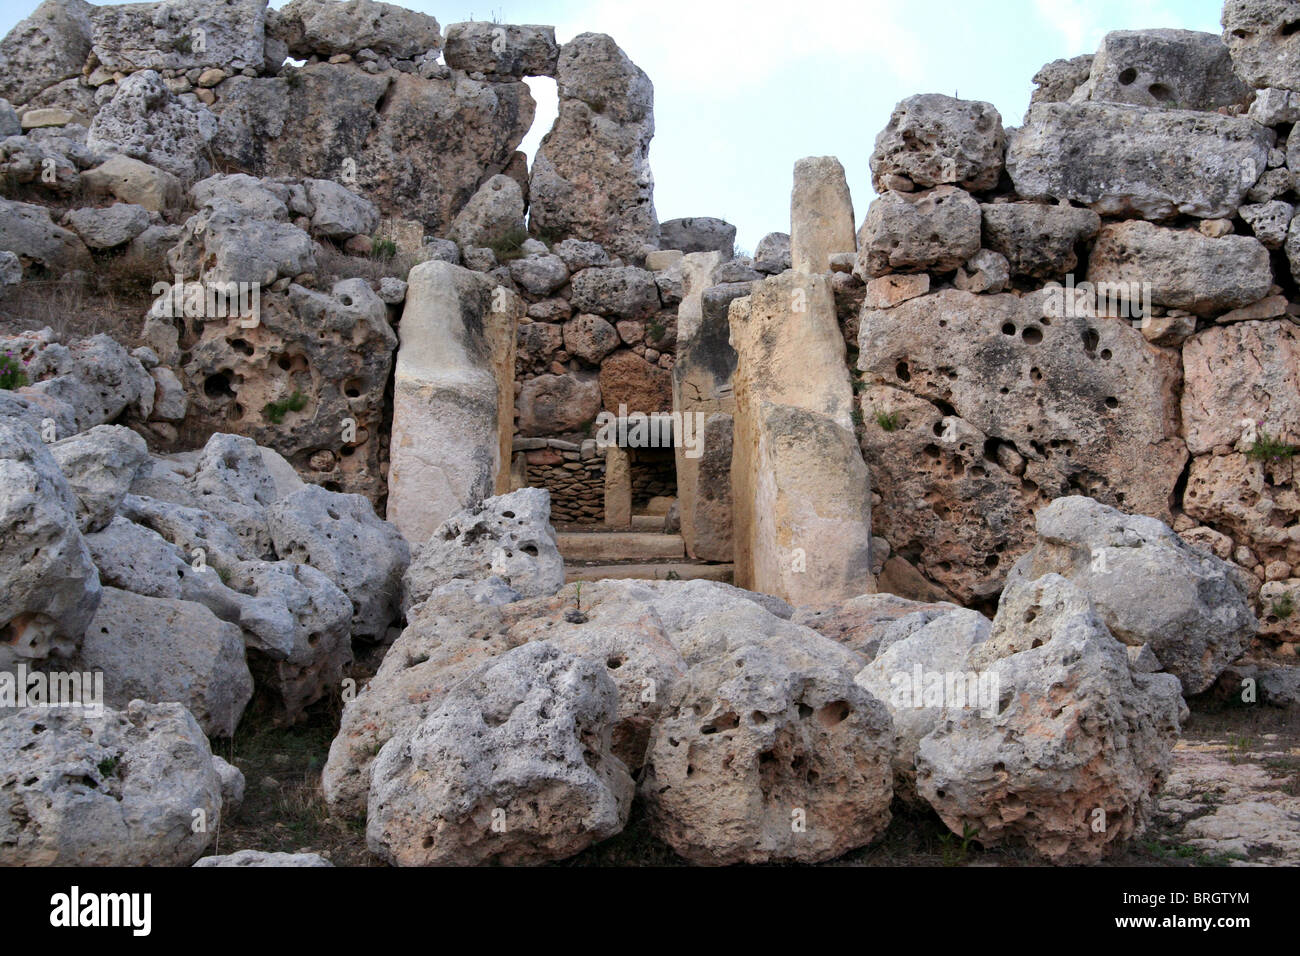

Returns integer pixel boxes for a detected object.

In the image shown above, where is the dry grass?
[0,252,161,344]
[314,240,421,285]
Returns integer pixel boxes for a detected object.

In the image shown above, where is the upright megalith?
[670,251,736,560]
[728,272,874,604]
[387,260,522,546]
[790,156,856,274]
[529,33,658,259]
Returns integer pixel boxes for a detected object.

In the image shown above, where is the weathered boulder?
[1007,102,1272,220]
[402,488,563,614]
[267,484,410,641]
[0,420,100,670]
[86,70,218,181]
[1240,199,1294,248]
[561,312,619,364]
[443,22,558,77]
[980,202,1100,279]
[0,196,91,271]
[790,156,856,274]
[1222,0,1300,91]
[641,605,894,864]
[1087,221,1272,315]
[447,174,525,248]
[168,199,315,285]
[854,605,992,801]
[1029,54,1094,105]
[1076,29,1250,110]
[12,333,153,436]
[366,641,633,866]
[753,231,791,273]
[516,371,603,434]
[529,33,658,259]
[858,289,1187,603]
[917,575,1186,863]
[658,217,735,257]
[304,177,378,238]
[0,0,92,108]
[793,591,961,660]
[730,272,874,604]
[856,186,981,277]
[275,0,442,59]
[48,424,150,533]
[570,265,660,319]
[90,0,267,73]
[64,202,150,250]
[598,349,671,414]
[870,94,1005,194]
[80,587,254,738]
[0,700,224,866]
[387,260,521,544]
[195,850,334,866]
[1005,497,1256,694]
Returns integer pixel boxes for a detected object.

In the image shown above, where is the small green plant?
[284,69,303,89]
[534,224,566,245]
[1246,426,1297,462]
[874,409,901,431]
[665,569,681,581]
[939,822,979,865]
[97,756,120,778]
[486,227,530,262]
[174,32,193,54]
[370,236,397,260]
[263,390,307,424]
[646,317,666,343]
[216,565,232,586]
[1270,592,1295,620]
[573,581,583,612]
[0,352,28,390]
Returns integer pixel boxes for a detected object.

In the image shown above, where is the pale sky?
[1,0,1229,250]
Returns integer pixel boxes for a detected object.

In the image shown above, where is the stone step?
[566,562,734,583]
[557,531,686,562]
[630,514,664,532]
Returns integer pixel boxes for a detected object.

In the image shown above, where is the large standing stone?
[0,420,101,670]
[1087,221,1272,315]
[367,642,633,866]
[857,289,1187,603]
[790,156,856,274]
[0,700,224,866]
[604,443,632,529]
[729,272,874,604]
[1076,29,1250,110]
[1222,0,1300,91]
[1005,497,1256,694]
[1007,102,1273,220]
[870,94,1005,194]
[387,260,522,545]
[529,33,658,259]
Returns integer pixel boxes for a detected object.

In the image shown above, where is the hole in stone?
[895,361,911,383]
[1118,67,1137,85]
[1148,83,1175,103]
[204,371,235,398]
[1021,326,1043,345]
[1001,322,1016,335]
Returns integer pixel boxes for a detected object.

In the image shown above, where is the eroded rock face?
[917,575,1187,863]
[275,0,442,59]
[1087,221,1272,315]
[1030,54,1094,105]
[90,0,268,73]
[659,217,735,257]
[87,70,218,182]
[980,202,1100,280]
[1005,497,1256,694]
[0,0,93,109]
[0,420,101,671]
[858,289,1186,603]
[0,700,224,866]
[1007,102,1273,220]
[1077,29,1250,110]
[447,174,525,248]
[402,488,564,614]
[517,371,603,435]
[529,33,658,259]
[1223,0,1300,91]
[366,641,633,866]
[0,196,91,272]
[870,94,1005,194]
[177,280,393,500]
[48,425,150,534]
